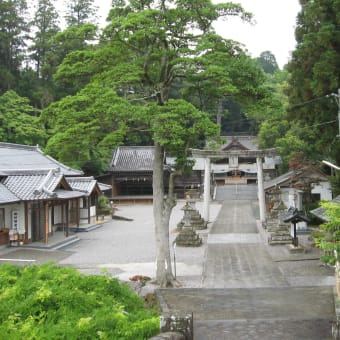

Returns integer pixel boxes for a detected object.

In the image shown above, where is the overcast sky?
[212,0,301,68]
[95,0,301,69]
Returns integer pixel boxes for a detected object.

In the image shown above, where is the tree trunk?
[153,142,179,287]
[216,98,223,126]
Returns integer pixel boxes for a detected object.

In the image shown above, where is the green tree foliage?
[51,23,99,97]
[258,69,290,159]
[329,172,340,197]
[41,81,135,173]
[256,50,279,74]
[64,0,98,26]
[312,201,340,265]
[285,0,340,164]
[0,90,46,145]
[182,34,270,134]
[149,99,217,159]
[0,0,29,94]
[0,263,159,339]
[275,131,310,172]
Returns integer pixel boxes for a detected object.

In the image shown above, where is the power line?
[287,94,330,110]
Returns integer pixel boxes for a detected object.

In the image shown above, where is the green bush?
[310,230,326,247]
[97,195,113,216]
[320,255,336,266]
[316,202,340,265]
[0,263,159,339]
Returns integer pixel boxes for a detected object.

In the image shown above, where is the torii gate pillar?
[257,157,266,224]
[203,157,211,222]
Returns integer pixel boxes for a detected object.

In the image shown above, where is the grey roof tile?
[66,177,97,196]
[0,142,83,176]
[110,146,155,172]
[0,183,20,204]
[98,182,111,192]
[264,166,328,191]
[1,169,72,201]
[264,171,295,190]
[221,135,259,151]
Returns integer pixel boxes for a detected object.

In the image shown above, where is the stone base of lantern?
[175,227,202,247]
[287,244,305,253]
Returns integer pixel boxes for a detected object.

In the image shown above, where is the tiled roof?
[310,195,340,222]
[221,136,259,151]
[98,182,112,192]
[264,166,328,191]
[264,170,295,190]
[110,146,155,172]
[0,169,85,201]
[0,183,20,204]
[66,177,98,196]
[0,142,83,176]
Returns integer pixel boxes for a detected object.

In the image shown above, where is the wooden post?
[45,202,49,244]
[292,221,298,247]
[87,197,91,224]
[76,199,80,227]
[24,202,28,243]
[61,203,65,235]
[66,201,69,237]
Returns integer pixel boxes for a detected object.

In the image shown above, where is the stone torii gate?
[190,148,278,224]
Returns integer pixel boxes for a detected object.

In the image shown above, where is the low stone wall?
[149,331,185,340]
[333,287,340,339]
[151,290,193,340]
[149,313,193,340]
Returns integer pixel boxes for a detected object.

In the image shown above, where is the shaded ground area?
[159,286,333,339]
[0,248,72,265]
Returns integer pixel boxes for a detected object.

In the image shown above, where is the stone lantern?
[283,208,310,248]
[174,203,202,247]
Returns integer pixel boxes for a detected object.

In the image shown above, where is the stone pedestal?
[175,203,202,246]
[287,244,305,253]
[177,201,207,231]
[175,226,202,247]
[268,223,293,245]
[267,200,292,245]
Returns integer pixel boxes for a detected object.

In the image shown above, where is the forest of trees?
[1,0,338,176]
[0,0,339,289]
[0,0,276,172]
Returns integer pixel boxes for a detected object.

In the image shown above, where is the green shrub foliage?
[313,202,340,265]
[0,263,159,339]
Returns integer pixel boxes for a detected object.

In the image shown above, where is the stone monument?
[175,203,202,247]
[266,193,292,245]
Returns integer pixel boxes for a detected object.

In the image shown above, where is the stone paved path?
[158,185,335,339]
[160,286,333,340]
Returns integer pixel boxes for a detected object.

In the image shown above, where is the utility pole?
[328,88,340,137]
[337,88,340,137]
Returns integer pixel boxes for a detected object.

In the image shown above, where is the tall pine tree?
[0,0,29,94]
[286,0,340,164]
